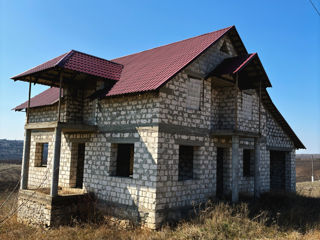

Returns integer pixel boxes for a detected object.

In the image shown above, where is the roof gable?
[14,26,237,111]
[12,26,304,149]
[107,26,234,96]
[210,53,272,89]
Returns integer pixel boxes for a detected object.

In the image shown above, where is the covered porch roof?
[207,53,272,89]
[14,87,61,111]
[11,50,123,88]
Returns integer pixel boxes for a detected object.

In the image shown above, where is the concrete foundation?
[17,189,93,227]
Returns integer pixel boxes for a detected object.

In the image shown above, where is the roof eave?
[261,89,305,149]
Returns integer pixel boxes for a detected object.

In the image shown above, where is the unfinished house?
[12,26,305,229]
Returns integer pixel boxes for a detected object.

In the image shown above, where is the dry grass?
[2,163,320,240]
[31,187,85,195]
[297,181,320,197]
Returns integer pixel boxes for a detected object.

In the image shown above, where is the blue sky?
[0,0,319,153]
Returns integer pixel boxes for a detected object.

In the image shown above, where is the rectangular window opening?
[35,142,48,167]
[178,145,194,181]
[41,143,48,166]
[186,78,202,110]
[242,92,253,120]
[243,149,253,177]
[115,144,134,178]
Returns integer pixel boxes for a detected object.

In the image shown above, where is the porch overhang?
[12,66,109,89]
[25,121,98,133]
[207,53,272,90]
[210,129,261,138]
[11,50,123,88]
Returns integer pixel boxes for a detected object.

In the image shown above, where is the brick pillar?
[21,129,31,189]
[232,135,239,202]
[285,150,296,192]
[50,126,62,196]
[254,138,261,198]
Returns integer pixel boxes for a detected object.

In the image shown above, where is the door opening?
[270,150,286,191]
[76,143,85,188]
[216,147,224,197]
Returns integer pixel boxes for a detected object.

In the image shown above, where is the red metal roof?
[14,87,61,111]
[14,26,234,110]
[12,50,123,81]
[12,26,304,148]
[107,26,233,96]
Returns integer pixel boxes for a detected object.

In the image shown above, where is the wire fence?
[0,166,51,225]
[296,158,320,183]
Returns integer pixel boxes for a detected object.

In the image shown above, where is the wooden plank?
[60,123,98,133]
[267,146,293,152]
[26,81,31,123]
[57,73,63,122]
[210,129,260,138]
[25,121,58,130]
[185,69,205,79]
[25,121,97,132]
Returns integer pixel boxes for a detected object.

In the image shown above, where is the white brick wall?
[23,35,297,228]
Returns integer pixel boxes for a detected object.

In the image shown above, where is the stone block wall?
[27,88,97,125]
[64,88,84,123]
[237,90,260,133]
[96,92,159,127]
[211,87,236,130]
[28,104,66,123]
[211,137,263,196]
[266,111,294,149]
[17,190,52,226]
[27,131,87,189]
[83,89,97,125]
[211,88,265,133]
[188,35,237,75]
[265,109,295,192]
[59,133,91,188]
[28,132,54,188]
[21,33,298,229]
[259,142,270,192]
[238,138,255,194]
[286,150,296,192]
[158,36,236,131]
[17,189,93,227]
[83,127,158,228]
[155,132,215,226]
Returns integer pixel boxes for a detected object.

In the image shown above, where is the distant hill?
[0,139,23,163]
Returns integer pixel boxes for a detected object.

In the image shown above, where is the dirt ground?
[296,158,320,182]
[0,163,21,193]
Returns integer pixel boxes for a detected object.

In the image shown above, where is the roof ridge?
[70,49,124,67]
[112,26,234,62]
[55,50,74,67]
